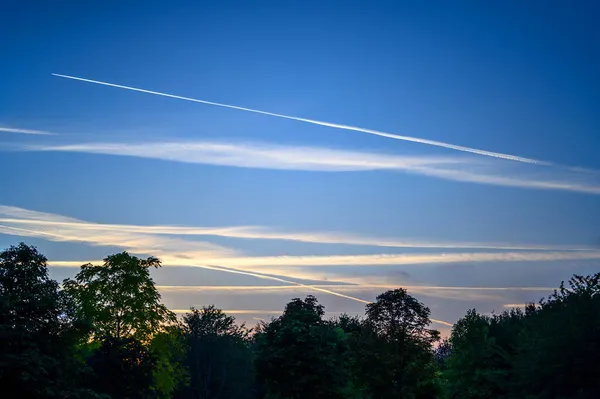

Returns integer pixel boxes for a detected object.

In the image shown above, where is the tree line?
[1,242,599,398]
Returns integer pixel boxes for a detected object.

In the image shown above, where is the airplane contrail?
[52,73,543,165]
[171,263,454,327]
[0,127,55,135]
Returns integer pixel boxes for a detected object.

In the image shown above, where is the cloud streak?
[155,284,556,293]
[52,73,542,164]
[31,141,464,172]
[0,206,387,317]
[0,206,235,260]
[156,284,554,303]
[0,127,55,135]
[1,204,592,251]
[3,204,590,329]
[27,140,600,195]
[193,251,600,269]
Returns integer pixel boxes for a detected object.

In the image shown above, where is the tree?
[255,296,358,399]
[512,273,600,399]
[150,324,190,399]
[443,309,501,399]
[332,313,373,398]
[361,289,441,399]
[87,336,157,399]
[0,243,95,398]
[176,306,256,399]
[62,251,176,342]
[434,338,452,371]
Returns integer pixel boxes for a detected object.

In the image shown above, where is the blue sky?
[1,0,600,331]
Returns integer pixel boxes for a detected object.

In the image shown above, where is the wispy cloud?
[156,284,555,303]
[0,206,235,260]
[1,204,592,251]
[4,204,599,287]
[49,258,381,316]
[51,73,542,164]
[3,204,588,329]
[192,251,600,269]
[26,140,600,195]
[155,284,556,293]
[0,205,384,308]
[30,141,463,172]
[0,127,55,135]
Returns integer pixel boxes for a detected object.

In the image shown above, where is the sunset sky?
[2,1,600,333]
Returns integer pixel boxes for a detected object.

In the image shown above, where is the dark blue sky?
[1,0,599,328]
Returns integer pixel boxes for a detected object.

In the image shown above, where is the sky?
[1,0,600,333]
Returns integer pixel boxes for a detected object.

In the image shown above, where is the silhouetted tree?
[255,296,358,399]
[443,309,501,398]
[176,305,255,399]
[512,273,600,399]
[150,324,189,399]
[434,338,452,371]
[0,243,96,398]
[361,288,441,399]
[63,251,184,398]
[6,241,600,399]
[87,336,157,399]
[62,252,176,342]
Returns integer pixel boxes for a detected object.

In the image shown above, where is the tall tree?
[362,289,441,399]
[150,324,190,399]
[443,309,501,399]
[255,296,358,399]
[176,305,255,399]
[513,273,600,399]
[87,336,157,399]
[62,251,176,342]
[332,313,373,398]
[0,243,95,398]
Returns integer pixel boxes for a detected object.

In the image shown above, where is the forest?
[1,242,599,399]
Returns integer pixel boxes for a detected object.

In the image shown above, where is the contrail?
[171,263,454,327]
[0,127,55,135]
[52,73,543,164]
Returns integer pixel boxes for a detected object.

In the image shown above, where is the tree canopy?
[62,252,176,342]
[3,242,600,399]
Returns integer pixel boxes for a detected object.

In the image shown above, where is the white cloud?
[3,205,590,329]
[31,141,463,172]
[155,284,555,293]
[1,204,590,251]
[156,284,555,303]
[27,140,600,195]
[196,251,600,268]
[0,127,55,135]
[3,204,595,301]
[0,206,235,260]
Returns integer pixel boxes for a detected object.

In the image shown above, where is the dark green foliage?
[87,336,157,399]
[434,338,451,371]
[511,274,600,399]
[150,324,190,399]
[255,296,358,399]
[443,309,503,398]
[0,243,95,399]
[176,305,256,399]
[63,252,176,342]
[360,289,441,399]
[4,242,600,399]
[443,273,600,399]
